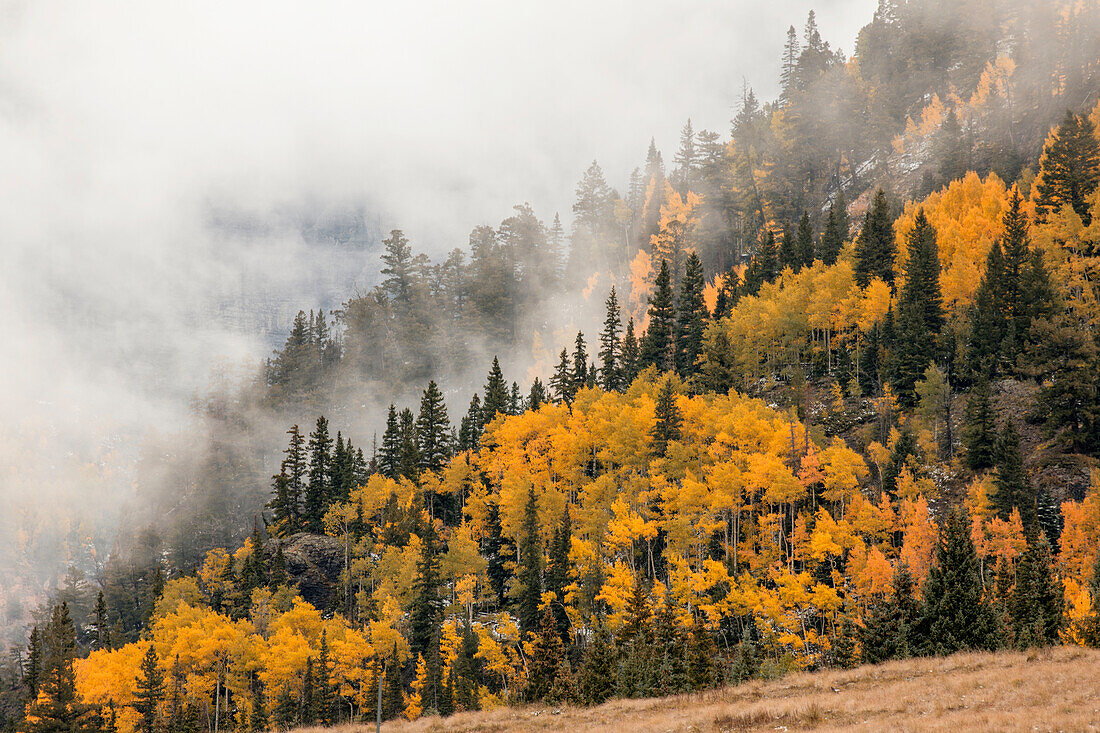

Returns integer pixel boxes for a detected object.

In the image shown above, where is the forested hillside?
[7,0,1100,731]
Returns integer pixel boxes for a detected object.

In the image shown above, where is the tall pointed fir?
[134,645,164,733]
[270,424,306,534]
[620,318,640,386]
[854,189,896,288]
[457,394,482,452]
[398,408,419,481]
[818,192,847,265]
[599,287,623,391]
[675,252,707,378]
[546,508,573,645]
[1010,532,1063,647]
[409,521,442,660]
[743,230,778,295]
[550,347,575,404]
[1034,109,1100,225]
[891,209,944,404]
[796,211,815,268]
[378,405,402,479]
[651,376,683,457]
[962,378,997,471]
[481,357,509,426]
[517,487,543,637]
[993,420,1033,526]
[778,222,798,272]
[527,377,547,411]
[639,260,676,372]
[303,416,333,532]
[416,381,452,473]
[571,332,589,392]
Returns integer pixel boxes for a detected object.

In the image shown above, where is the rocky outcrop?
[268,533,344,610]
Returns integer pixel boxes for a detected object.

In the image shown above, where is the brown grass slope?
[297,647,1100,733]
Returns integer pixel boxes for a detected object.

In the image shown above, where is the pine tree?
[1011,532,1064,647]
[713,267,741,319]
[382,648,404,721]
[779,24,800,104]
[743,230,779,295]
[963,378,998,471]
[993,420,1033,526]
[675,252,707,378]
[303,416,333,532]
[380,229,416,303]
[249,678,268,732]
[796,211,815,268]
[416,381,452,473]
[378,405,402,479]
[527,377,546,411]
[1034,109,1100,225]
[891,209,943,403]
[571,332,589,393]
[778,222,798,271]
[599,287,623,391]
[481,357,509,425]
[550,347,575,404]
[966,239,1006,376]
[860,562,917,663]
[26,603,97,733]
[546,507,572,645]
[398,408,419,481]
[651,376,683,457]
[517,487,543,637]
[576,617,614,705]
[25,626,42,697]
[134,645,164,733]
[409,521,442,659]
[271,425,306,533]
[620,318,640,386]
[314,630,336,724]
[915,509,999,655]
[640,260,676,372]
[818,192,847,265]
[509,381,523,415]
[854,189,896,288]
[672,119,698,193]
[457,394,483,451]
[484,499,510,607]
[526,607,565,701]
[92,591,111,650]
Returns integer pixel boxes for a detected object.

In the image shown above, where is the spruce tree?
[599,287,623,391]
[675,252,707,378]
[891,209,943,404]
[416,381,452,473]
[134,645,164,733]
[303,416,333,532]
[818,192,847,265]
[639,260,676,372]
[484,499,510,607]
[915,509,999,655]
[1035,109,1100,225]
[378,405,402,479]
[796,211,815,268]
[409,521,442,659]
[966,239,1006,377]
[517,487,543,637]
[743,230,779,295]
[778,222,798,271]
[620,318,641,386]
[963,378,998,471]
[651,376,683,457]
[550,347,574,404]
[854,189,896,288]
[576,617,614,705]
[481,356,509,425]
[25,626,41,697]
[382,648,404,721]
[571,332,589,392]
[527,377,547,411]
[398,408,419,481]
[993,420,1033,526]
[1011,532,1064,647]
[314,630,337,724]
[92,591,111,651]
[275,425,306,532]
[457,394,483,451]
[713,267,741,319]
[526,607,565,701]
[546,507,573,645]
[860,562,917,663]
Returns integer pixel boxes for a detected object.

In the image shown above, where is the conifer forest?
[4,0,1100,731]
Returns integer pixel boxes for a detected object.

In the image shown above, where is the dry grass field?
[295,646,1100,733]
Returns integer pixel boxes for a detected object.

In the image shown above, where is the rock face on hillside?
[269,533,344,610]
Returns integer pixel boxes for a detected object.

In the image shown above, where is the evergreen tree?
[796,211,815,268]
[966,239,1007,377]
[639,260,676,372]
[550,347,575,404]
[1011,532,1064,647]
[915,509,999,655]
[1034,109,1100,225]
[993,420,1033,526]
[509,381,523,415]
[249,679,268,732]
[484,499,510,607]
[860,563,918,663]
[672,118,698,193]
[651,376,683,457]
[891,209,943,403]
[546,507,573,645]
[303,416,332,532]
[134,645,164,733]
[963,378,998,471]
[398,408,419,481]
[92,591,111,651]
[26,603,98,733]
[779,24,800,103]
[416,381,452,473]
[517,487,543,637]
[778,222,798,271]
[854,189,896,288]
[713,267,741,319]
[25,626,42,697]
[743,230,779,295]
[382,648,404,721]
[481,357,509,425]
[571,332,589,393]
[457,394,483,451]
[526,607,565,701]
[576,618,614,705]
[378,405,402,479]
[675,252,707,378]
[620,318,641,386]
[818,192,847,265]
[270,425,306,533]
[314,630,336,724]
[409,521,442,659]
[380,229,417,303]
[599,287,623,391]
[528,377,547,411]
